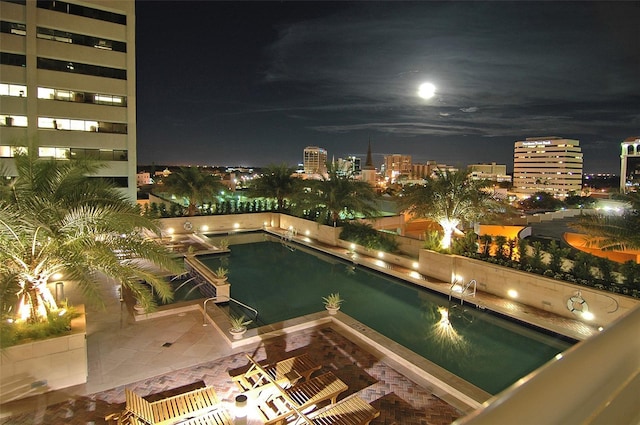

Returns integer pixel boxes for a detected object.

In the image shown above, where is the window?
[0,21,26,36]
[0,146,27,157]
[1,115,27,127]
[37,1,126,25]
[0,83,27,97]
[0,52,26,67]
[37,27,126,52]
[38,147,69,159]
[38,116,126,134]
[38,57,126,80]
[37,86,126,106]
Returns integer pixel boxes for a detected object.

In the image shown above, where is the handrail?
[449,279,477,305]
[202,296,259,326]
[453,306,640,425]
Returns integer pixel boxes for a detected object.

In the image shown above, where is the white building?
[469,162,512,183]
[0,0,137,200]
[303,146,327,177]
[513,137,583,198]
[620,136,640,193]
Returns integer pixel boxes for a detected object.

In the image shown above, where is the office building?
[411,160,457,180]
[513,137,583,198]
[0,0,137,200]
[383,153,411,182]
[303,146,327,176]
[469,162,512,183]
[620,136,640,193]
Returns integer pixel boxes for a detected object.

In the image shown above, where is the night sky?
[135,1,640,173]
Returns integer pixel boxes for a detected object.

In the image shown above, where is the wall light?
[350,243,356,250]
[582,311,595,321]
[412,262,419,269]
[305,230,310,236]
[201,225,209,232]
[507,289,518,298]
[233,223,240,229]
[377,252,384,259]
[167,228,175,235]
[52,272,63,281]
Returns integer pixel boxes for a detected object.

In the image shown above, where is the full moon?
[418,82,436,100]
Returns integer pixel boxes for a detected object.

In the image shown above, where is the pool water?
[199,237,573,394]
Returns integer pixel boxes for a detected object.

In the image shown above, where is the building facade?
[469,162,512,183]
[383,154,411,181]
[620,136,640,193]
[303,146,327,176]
[0,0,137,200]
[513,137,583,198]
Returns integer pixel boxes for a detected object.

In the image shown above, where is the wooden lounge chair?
[306,395,380,425]
[114,386,221,425]
[255,372,348,425]
[178,408,234,425]
[231,353,321,393]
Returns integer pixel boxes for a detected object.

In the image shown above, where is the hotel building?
[468,162,511,183]
[513,137,583,198]
[0,0,137,201]
[302,146,327,177]
[620,136,640,193]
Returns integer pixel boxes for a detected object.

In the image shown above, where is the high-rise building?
[513,137,583,198]
[303,146,327,176]
[0,0,137,200]
[383,154,411,181]
[411,161,457,179]
[620,136,640,193]
[334,155,361,177]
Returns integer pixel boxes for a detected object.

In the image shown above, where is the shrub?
[339,222,399,253]
[0,305,80,348]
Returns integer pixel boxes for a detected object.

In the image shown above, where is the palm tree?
[247,163,299,211]
[292,166,379,226]
[398,169,498,250]
[570,192,640,251]
[162,167,224,216]
[0,148,182,323]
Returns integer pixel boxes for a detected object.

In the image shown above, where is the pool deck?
[0,231,600,424]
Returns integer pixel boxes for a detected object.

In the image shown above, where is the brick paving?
[0,327,461,425]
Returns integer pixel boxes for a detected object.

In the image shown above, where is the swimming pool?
[199,235,573,394]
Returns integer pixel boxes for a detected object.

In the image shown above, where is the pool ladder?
[202,296,259,326]
[449,279,477,306]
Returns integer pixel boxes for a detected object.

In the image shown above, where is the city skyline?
[136,1,639,173]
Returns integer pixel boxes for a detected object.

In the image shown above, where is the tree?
[0,148,182,323]
[162,167,224,216]
[398,169,499,250]
[547,240,570,274]
[247,163,299,211]
[518,191,565,212]
[570,192,640,251]
[291,166,379,226]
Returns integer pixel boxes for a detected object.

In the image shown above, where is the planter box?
[0,305,87,403]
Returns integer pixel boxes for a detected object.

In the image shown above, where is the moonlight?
[418,82,436,100]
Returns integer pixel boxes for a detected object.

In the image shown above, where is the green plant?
[322,293,344,309]
[0,305,80,348]
[229,314,252,331]
[219,238,229,250]
[212,267,228,279]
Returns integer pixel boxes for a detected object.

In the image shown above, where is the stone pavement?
[1,325,461,425]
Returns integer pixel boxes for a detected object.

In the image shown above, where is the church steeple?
[364,139,375,170]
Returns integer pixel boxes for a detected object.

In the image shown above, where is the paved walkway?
[0,231,599,425]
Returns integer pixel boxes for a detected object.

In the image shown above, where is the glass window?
[2,115,27,127]
[1,83,27,97]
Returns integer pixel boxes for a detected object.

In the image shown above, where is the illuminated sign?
[521,140,552,147]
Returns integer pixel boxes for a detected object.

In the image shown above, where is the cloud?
[460,107,479,113]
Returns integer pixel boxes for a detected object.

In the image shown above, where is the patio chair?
[305,395,380,425]
[255,372,348,425]
[111,386,222,425]
[231,353,321,393]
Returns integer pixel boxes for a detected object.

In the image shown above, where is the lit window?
[1,83,27,97]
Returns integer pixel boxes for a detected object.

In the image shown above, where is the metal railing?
[202,296,259,326]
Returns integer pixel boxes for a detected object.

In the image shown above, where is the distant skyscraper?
[0,0,137,201]
[513,137,583,198]
[620,136,640,193]
[383,154,412,181]
[335,155,361,176]
[303,146,327,176]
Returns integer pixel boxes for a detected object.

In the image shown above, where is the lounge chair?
[106,386,223,425]
[306,395,380,425]
[231,353,321,393]
[255,372,348,425]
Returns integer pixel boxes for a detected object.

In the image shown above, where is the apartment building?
[303,146,327,177]
[383,153,411,181]
[469,162,512,183]
[0,0,137,200]
[513,137,583,198]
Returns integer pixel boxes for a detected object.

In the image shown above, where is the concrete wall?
[0,306,87,403]
[158,213,276,236]
[419,250,638,327]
